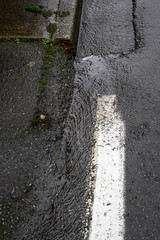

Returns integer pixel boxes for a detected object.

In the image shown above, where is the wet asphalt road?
[0,43,75,239]
[1,0,160,239]
[76,0,160,239]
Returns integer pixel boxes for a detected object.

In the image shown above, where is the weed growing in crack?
[42,39,50,45]
[15,39,21,43]
[12,38,75,135]
[38,40,56,101]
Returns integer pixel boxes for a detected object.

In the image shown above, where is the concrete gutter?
[55,0,83,44]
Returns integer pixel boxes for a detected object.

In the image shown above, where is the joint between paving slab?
[58,0,61,9]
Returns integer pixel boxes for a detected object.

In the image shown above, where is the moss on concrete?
[42,10,52,18]
[46,23,57,35]
[25,5,41,13]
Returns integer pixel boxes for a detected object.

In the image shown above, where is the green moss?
[42,11,52,18]
[41,71,48,77]
[43,64,52,70]
[46,23,57,34]
[45,55,53,62]
[31,119,39,125]
[43,45,57,56]
[54,10,70,18]
[25,5,41,13]
[40,80,47,85]
[39,86,45,94]
[46,49,56,56]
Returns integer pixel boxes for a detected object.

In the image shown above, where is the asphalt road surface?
[75,0,160,239]
[1,0,160,239]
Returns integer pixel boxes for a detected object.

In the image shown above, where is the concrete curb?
[55,0,83,44]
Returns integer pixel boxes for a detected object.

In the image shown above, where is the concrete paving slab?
[0,0,81,42]
[55,0,83,44]
[0,0,59,38]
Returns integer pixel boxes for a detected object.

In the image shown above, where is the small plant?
[42,39,50,45]
[43,46,56,56]
[46,23,57,34]
[40,80,47,85]
[42,11,52,18]
[15,39,21,43]
[42,64,52,70]
[25,5,41,13]
[31,119,39,125]
[39,86,45,95]
[54,11,70,18]
[45,55,53,62]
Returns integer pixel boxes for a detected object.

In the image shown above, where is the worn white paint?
[82,55,93,61]
[89,95,125,240]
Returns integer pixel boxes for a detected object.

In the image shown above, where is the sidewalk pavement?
[0,0,82,42]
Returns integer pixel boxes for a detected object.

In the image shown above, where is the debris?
[11,186,15,194]
[27,61,36,67]
[40,114,46,120]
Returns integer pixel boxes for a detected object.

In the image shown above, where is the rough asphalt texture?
[0,42,75,239]
[1,0,160,239]
[76,0,160,239]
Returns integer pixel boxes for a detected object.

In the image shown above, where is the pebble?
[40,114,46,120]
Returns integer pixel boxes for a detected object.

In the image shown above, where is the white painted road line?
[82,55,94,61]
[89,95,125,240]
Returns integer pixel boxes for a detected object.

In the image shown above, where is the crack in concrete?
[57,0,61,10]
[132,0,141,49]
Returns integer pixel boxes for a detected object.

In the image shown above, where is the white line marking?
[89,95,125,240]
[82,55,93,61]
